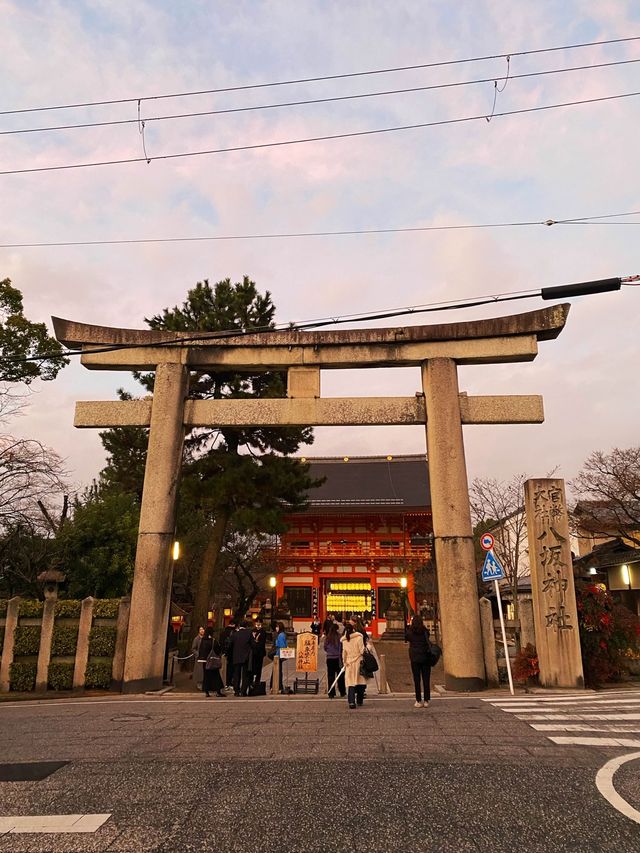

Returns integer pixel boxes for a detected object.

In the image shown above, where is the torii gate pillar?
[123,362,188,693]
[423,359,484,690]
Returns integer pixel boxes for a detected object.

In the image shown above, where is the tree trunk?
[189,509,230,642]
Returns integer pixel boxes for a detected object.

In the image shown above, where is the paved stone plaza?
[1,689,639,852]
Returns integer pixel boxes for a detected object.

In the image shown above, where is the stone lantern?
[37,569,66,601]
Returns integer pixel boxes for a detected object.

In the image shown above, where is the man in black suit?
[229,620,253,696]
[250,619,267,687]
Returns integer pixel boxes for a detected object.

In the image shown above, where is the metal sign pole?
[494,578,514,696]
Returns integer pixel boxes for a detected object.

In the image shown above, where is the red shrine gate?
[274,455,432,637]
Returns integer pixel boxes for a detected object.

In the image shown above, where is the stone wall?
[0,596,129,693]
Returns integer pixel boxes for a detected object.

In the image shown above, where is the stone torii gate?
[53,303,570,693]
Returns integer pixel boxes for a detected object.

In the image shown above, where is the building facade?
[274,455,432,637]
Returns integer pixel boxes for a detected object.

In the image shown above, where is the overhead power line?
[3,57,639,137]
[2,89,639,177]
[1,34,638,117]
[9,276,638,366]
[1,211,639,250]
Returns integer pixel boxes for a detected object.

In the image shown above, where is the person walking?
[341,623,367,709]
[324,623,346,698]
[405,615,432,708]
[250,619,267,687]
[310,616,321,636]
[271,621,288,694]
[191,626,205,688]
[322,612,334,636]
[229,620,253,696]
[199,630,225,698]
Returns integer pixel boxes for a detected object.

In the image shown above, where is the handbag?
[359,647,379,678]
[429,643,442,667]
[205,651,222,670]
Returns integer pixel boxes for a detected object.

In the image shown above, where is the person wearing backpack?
[405,615,432,708]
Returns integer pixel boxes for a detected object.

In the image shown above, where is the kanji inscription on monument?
[525,478,584,688]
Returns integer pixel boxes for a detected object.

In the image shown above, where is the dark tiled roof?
[302,455,430,511]
[573,537,640,569]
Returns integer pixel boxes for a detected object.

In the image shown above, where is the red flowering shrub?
[576,581,640,687]
[513,643,539,683]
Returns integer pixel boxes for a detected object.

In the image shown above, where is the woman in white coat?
[341,623,367,709]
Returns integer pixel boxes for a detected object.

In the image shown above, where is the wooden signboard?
[295,632,318,672]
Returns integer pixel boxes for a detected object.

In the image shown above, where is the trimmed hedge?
[47,662,74,691]
[55,600,82,618]
[10,661,36,692]
[51,625,79,656]
[93,599,121,619]
[18,600,43,618]
[85,659,112,689]
[89,626,117,658]
[13,626,41,657]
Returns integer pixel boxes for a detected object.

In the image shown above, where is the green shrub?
[54,600,81,618]
[51,624,79,656]
[13,626,41,656]
[93,599,121,619]
[0,599,7,617]
[47,662,74,691]
[85,659,112,689]
[10,661,36,692]
[89,625,117,657]
[18,600,43,618]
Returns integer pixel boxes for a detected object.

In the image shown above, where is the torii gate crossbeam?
[53,303,570,693]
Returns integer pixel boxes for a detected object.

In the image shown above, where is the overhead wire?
[1,211,639,250]
[3,57,640,137]
[1,34,638,117]
[8,276,637,366]
[2,90,640,176]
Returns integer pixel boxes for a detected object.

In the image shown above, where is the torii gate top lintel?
[52,302,569,351]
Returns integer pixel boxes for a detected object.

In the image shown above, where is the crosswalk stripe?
[483,691,640,703]
[515,713,640,721]
[549,736,640,748]
[0,814,111,834]
[531,723,640,732]
[493,698,640,709]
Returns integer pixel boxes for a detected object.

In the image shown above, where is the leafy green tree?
[55,488,139,598]
[0,279,68,385]
[0,522,54,598]
[98,391,148,500]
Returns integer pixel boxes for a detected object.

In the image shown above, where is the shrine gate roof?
[301,454,430,512]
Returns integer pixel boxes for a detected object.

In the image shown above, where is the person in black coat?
[230,621,253,696]
[405,615,432,708]
[221,622,236,688]
[250,619,267,687]
[199,630,225,698]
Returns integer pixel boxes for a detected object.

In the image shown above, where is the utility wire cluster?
[1,35,639,177]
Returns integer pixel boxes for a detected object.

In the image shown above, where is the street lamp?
[269,576,277,630]
[172,540,180,561]
[400,576,408,625]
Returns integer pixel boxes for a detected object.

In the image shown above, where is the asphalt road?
[0,690,639,852]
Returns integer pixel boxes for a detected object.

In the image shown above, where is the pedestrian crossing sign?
[481,550,506,582]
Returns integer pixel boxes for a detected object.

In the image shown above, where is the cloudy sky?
[1,0,639,494]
